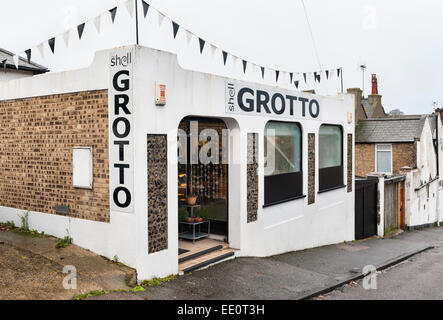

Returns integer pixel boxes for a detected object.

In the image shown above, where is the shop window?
[319,125,343,192]
[72,147,93,189]
[375,144,392,174]
[264,121,302,206]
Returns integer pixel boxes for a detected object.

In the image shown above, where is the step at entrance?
[178,242,236,273]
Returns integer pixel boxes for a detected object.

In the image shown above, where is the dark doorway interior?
[178,117,228,239]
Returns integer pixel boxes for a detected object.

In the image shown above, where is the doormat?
[179,248,189,255]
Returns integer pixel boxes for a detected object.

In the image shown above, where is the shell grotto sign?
[109,47,134,213]
[225,80,321,120]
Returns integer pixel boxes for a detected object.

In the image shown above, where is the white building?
[0,45,355,280]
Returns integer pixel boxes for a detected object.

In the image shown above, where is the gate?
[355,176,378,240]
[384,176,406,232]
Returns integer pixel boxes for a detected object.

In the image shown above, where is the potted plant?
[186,168,198,206]
[196,208,211,222]
[186,217,195,223]
[178,208,188,221]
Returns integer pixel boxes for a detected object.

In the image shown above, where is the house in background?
[0,48,48,81]
[350,74,443,236]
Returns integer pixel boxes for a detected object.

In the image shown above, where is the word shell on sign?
[109,48,135,213]
[225,80,321,120]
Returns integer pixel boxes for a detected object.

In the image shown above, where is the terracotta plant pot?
[186,217,194,223]
[187,195,197,206]
[195,217,203,223]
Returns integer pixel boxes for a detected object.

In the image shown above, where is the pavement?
[320,242,443,300]
[0,227,136,300]
[98,226,443,300]
[2,224,443,300]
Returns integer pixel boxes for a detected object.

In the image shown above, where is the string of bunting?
[11,0,342,88]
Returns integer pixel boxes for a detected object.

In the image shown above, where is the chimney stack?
[371,74,378,95]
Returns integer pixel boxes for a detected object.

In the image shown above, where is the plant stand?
[178,220,210,243]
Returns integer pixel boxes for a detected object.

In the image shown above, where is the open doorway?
[177,117,229,243]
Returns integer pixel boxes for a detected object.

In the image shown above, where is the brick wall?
[0,90,110,222]
[355,142,417,177]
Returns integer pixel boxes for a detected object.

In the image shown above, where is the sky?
[1,0,442,114]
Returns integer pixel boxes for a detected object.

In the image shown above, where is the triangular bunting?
[158,12,165,27]
[93,16,101,33]
[77,23,85,40]
[316,74,321,83]
[185,30,193,44]
[109,7,117,23]
[25,49,31,63]
[12,55,19,69]
[290,72,293,83]
[210,44,216,57]
[62,31,70,47]
[261,67,265,79]
[314,72,318,82]
[275,70,280,83]
[125,0,134,18]
[337,68,341,78]
[37,43,44,58]
[172,21,180,38]
[198,38,205,54]
[294,80,299,89]
[1,59,6,68]
[222,51,228,66]
[142,0,150,18]
[326,70,329,79]
[242,60,247,73]
[303,73,307,83]
[48,37,55,54]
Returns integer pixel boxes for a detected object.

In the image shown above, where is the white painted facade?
[403,115,442,228]
[0,45,355,280]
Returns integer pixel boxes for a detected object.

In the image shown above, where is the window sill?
[318,185,346,194]
[263,194,306,208]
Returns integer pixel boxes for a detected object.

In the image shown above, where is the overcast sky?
[1,0,442,114]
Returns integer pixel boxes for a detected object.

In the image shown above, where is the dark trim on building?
[263,194,306,208]
[317,184,346,194]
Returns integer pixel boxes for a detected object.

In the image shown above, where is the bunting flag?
[185,30,193,44]
[25,49,31,63]
[1,59,6,68]
[93,16,101,33]
[209,44,216,57]
[48,37,55,54]
[12,55,19,69]
[222,51,228,66]
[62,31,70,47]
[198,38,205,54]
[125,0,134,18]
[158,12,165,27]
[142,0,150,18]
[12,0,342,89]
[172,21,180,38]
[77,23,85,40]
[109,7,117,23]
[37,43,44,58]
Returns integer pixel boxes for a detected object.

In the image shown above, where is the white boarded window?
[376,144,392,174]
[73,147,93,189]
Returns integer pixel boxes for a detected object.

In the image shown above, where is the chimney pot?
[371,74,378,95]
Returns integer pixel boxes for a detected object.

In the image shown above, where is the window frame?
[318,124,344,193]
[375,144,393,174]
[263,120,304,207]
[72,146,93,189]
